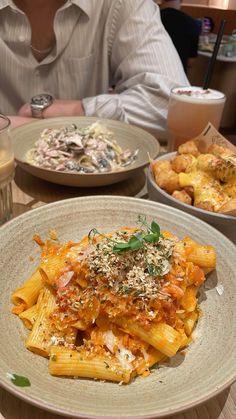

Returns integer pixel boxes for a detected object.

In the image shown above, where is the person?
[0,0,188,139]
[160,0,200,73]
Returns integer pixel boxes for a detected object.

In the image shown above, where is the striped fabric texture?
[0,0,188,137]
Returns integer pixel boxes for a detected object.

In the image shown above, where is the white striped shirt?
[0,0,188,138]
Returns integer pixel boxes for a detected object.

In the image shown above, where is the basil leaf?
[128,236,143,250]
[113,243,131,252]
[133,231,144,240]
[113,248,130,253]
[151,221,160,235]
[113,242,130,249]
[10,374,31,387]
[143,233,158,243]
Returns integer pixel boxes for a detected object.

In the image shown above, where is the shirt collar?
[0,0,15,10]
[0,0,93,16]
[68,0,93,17]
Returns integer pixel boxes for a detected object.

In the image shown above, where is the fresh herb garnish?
[88,216,168,277]
[88,228,100,241]
[88,217,161,253]
[8,373,31,387]
[113,216,161,253]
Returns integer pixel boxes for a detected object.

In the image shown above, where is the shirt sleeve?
[82,0,189,140]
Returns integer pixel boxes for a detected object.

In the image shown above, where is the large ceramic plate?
[0,196,236,418]
[12,117,160,187]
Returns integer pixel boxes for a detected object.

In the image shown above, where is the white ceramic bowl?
[12,117,160,187]
[147,152,236,244]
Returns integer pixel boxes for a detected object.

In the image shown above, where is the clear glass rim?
[170,86,226,101]
[0,114,11,132]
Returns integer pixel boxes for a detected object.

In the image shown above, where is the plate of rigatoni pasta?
[0,196,236,418]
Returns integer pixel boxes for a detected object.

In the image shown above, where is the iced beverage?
[0,116,14,224]
[167,86,226,151]
[0,151,14,185]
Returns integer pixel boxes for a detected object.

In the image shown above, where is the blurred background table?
[11,164,148,218]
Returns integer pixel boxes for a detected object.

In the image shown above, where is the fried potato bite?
[171,154,195,174]
[152,160,181,194]
[172,190,192,205]
[178,141,200,157]
[207,144,235,158]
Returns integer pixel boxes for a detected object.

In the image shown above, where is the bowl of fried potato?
[147,140,236,243]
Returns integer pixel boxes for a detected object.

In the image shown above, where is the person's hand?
[8,116,36,128]
[18,99,85,118]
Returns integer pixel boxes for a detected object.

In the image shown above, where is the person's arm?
[82,0,189,139]
[8,116,36,128]
[18,0,188,138]
[18,100,85,120]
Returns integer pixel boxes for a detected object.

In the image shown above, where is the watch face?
[31,94,54,108]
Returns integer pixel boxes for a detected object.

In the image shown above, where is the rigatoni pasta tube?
[26,287,57,357]
[49,346,131,383]
[182,237,216,270]
[11,270,44,312]
[26,287,77,357]
[19,304,38,330]
[114,318,183,357]
[146,346,166,367]
[183,312,198,336]
[180,285,198,312]
[39,253,67,286]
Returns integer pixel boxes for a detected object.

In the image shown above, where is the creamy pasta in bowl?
[12,116,160,187]
[25,122,139,174]
[0,196,236,418]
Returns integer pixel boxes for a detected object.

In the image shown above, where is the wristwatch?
[30,94,54,118]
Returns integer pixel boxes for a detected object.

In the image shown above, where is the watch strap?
[30,94,54,118]
[31,107,44,118]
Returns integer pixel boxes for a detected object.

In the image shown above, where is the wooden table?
[1,157,236,419]
[11,165,148,217]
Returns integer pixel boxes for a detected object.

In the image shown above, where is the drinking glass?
[0,115,14,225]
[167,86,226,151]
